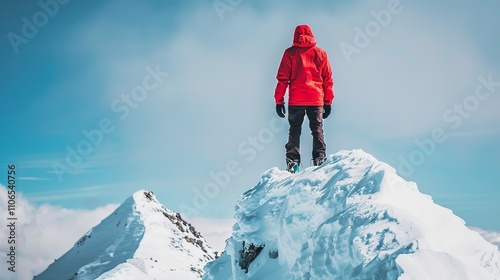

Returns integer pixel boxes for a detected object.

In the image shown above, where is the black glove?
[276,104,286,118]
[323,105,331,119]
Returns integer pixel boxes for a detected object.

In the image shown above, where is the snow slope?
[203,150,500,280]
[35,190,215,280]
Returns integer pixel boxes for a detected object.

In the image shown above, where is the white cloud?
[445,126,500,138]
[323,9,497,139]
[66,0,500,160]
[0,185,118,280]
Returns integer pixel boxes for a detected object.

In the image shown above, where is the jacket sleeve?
[275,50,291,105]
[321,52,334,105]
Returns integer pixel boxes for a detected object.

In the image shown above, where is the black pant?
[285,106,326,163]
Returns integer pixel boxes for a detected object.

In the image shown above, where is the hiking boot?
[313,157,325,166]
[286,158,300,173]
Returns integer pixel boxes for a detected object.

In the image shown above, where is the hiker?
[274,24,334,173]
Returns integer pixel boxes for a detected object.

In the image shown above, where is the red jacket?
[275,25,334,106]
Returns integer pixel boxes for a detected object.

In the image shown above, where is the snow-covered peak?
[35,190,215,280]
[203,150,500,280]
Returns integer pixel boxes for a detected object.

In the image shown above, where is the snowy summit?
[35,190,215,280]
[204,150,500,280]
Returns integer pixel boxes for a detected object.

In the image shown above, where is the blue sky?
[1,0,499,230]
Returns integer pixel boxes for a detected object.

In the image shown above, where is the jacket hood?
[292,24,316,47]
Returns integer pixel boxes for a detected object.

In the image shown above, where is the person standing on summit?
[274,24,334,173]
